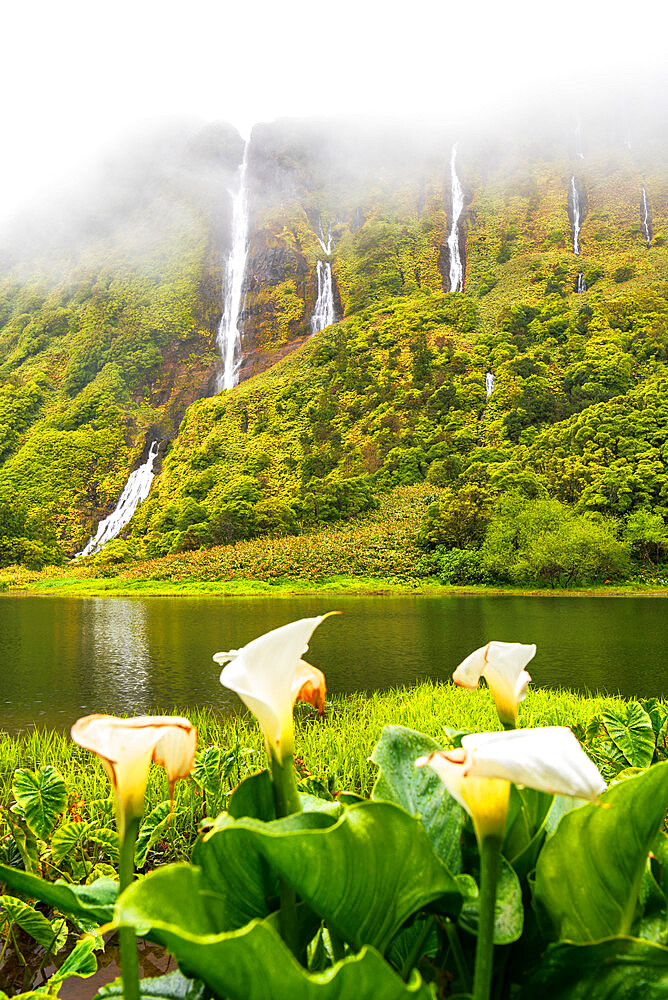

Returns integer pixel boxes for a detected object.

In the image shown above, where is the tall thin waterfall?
[216,142,250,391]
[447,145,465,292]
[311,221,335,334]
[641,186,652,247]
[569,176,582,256]
[576,272,587,293]
[485,372,494,399]
[77,441,159,558]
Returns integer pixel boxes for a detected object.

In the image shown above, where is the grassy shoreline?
[0,682,639,801]
[1,574,667,598]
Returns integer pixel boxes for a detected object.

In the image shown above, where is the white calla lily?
[452,641,536,728]
[215,615,330,763]
[416,725,605,842]
[71,714,197,839]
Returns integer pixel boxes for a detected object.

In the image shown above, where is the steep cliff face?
[0,105,667,564]
[0,120,245,558]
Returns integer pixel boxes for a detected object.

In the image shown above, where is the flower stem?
[473,835,502,1000]
[270,752,303,818]
[270,752,302,956]
[118,816,141,1000]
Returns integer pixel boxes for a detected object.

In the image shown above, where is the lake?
[1,593,666,734]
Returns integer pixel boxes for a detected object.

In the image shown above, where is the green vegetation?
[0,124,665,590]
[2,679,667,996]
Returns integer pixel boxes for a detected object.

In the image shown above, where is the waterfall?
[641,186,652,247]
[485,372,494,399]
[311,220,335,334]
[311,261,335,334]
[569,176,582,256]
[447,144,465,292]
[216,142,250,391]
[576,272,587,293]
[77,441,160,558]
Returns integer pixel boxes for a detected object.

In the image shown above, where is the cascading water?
[485,372,494,399]
[576,272,587,293]
[569,176,582,256]
[311,220,335,334]
[641,186,652,247]
[216,142,250,391]
[77,441,160,558]
[447,144,465,292]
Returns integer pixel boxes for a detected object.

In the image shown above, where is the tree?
[418,486,492,550]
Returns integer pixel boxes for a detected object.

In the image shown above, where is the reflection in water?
[83,598,152,714]
[0,595,665,733]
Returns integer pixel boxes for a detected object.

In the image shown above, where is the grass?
[0,681,640,865]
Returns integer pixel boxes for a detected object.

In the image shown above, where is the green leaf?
[192,746,224,797]
[0,863,117,923]
[386,915,439,978]
[192,813,283,929]
[534,761,668,941]
[12,766,67,839]
[370,725,465,872]
[51,935,100,983]
[96,970,206,999]
[503,785,553,879]
[135,803,173,868]
[458,856,524,945]
[1,894,60,949]
[214,800,461,954]
[518,937,668,998]
[3,810,40,873]
[88,827,120,860]
[602,703,655,769]
[52,820,93,864]
[228,769,276,821]
[114,886,433,1000]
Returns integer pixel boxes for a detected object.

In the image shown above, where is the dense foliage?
[0,121,665,584]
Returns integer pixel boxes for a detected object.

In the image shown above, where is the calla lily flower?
[215,615,330,763]
[416,726,605,842]
[452,641,536,728]
[71,714,197,839]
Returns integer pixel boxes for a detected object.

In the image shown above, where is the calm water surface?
[1,594,666,733]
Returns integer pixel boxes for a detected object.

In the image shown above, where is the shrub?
[418,486,492,550]
[420,546,492,584]
[612,265,636,283]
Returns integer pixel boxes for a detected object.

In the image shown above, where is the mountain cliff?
[0,104,666,573]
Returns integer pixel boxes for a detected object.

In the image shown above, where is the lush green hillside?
[0,112,666,584]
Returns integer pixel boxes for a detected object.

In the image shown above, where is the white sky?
[0,0,663,221]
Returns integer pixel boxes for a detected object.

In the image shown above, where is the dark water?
[1,594,666,733]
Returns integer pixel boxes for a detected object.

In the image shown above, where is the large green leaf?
[52,820,93,864]
[96,970,206,999]
[0,894,60,949]
[458,857,524,945]
[12,765,67,839]
[602,704,656,769]
[518,937,668,998]
[534,761,668,941]
[51,935,100,984]
[3,810,39,873]
[503,785,553,879]
[196,800,461,954]
[135,802,173,868]
[192,812,289,929]
[114,883,432,1000]
[0,863,117,922]
[370,725,465,872]
[228,769,276,821]
[192,746,224,797]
